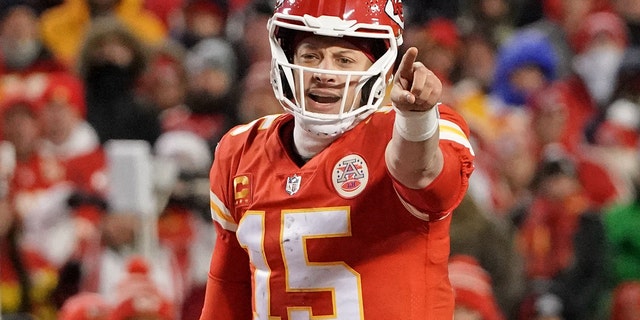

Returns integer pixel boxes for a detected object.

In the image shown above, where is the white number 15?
[237,208,364,320]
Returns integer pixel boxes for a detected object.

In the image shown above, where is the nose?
[312,58,338,83]
[312,72,336,84]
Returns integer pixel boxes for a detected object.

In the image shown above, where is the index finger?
[396,47,418,80]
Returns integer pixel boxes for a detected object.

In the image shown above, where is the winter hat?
[424,17,460,51]
[184,38,238,82]
[448,255,505,320]
[109,256,175,320]
[154,130,212,173]
[491,29,557,106]
[595,99,640,148]
[58,292,112,320]
[41,72,86,118]
[570,11,628,54]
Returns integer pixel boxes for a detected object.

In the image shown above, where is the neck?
[293,120,340,160]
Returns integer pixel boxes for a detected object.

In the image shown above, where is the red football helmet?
[268,0,405,136]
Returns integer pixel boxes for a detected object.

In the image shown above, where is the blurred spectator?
[489,111,538,219]
[528,94,625,210]
[1,189,59,319]
[457,0,522,46]
[39,72,95,159]
[153,130,215,319]
[417,17,461,85]
[141,39,239,150]
[138,41,188,114]
[521,12,631,210]
[36,72,107,306]
[455,31,498,96]
[77,17,162,145]
[143,0,185,33]
[610,281,640,320]
[450,194,526,319]
[449,254,506,320]
[176,0,228,49]
[2,94,98,312]
[490,29,557,110]
[0,97,66,320]
[109,255,175,320]
[403,17,460,107]
[39,72,108,200]
[449,30,507,216]
[569,11,629,108]
[39,0,167,67]
[0,0,68,138]
[589,47,640,203]
[519,0,614,79]
[227,1,273,73]
[593,47,640,149]
[58,292,112,320]
[451,27,542,216]
[604,161,640,287]
[468,27,557,217]
[226,0,252,14]
[526,10,628,151]
[175,37,239,149]
[517,150,608,320]
[0,1,67,75]
[184,37,237,106]
[236,60,282,123]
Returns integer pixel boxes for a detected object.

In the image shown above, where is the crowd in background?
[0,0,639,319]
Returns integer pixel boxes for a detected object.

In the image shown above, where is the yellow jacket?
[39,0,167,67]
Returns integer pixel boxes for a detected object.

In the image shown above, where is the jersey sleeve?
[200,125,254,319]
[209,132,239,232]
[391,104,475,221]
[199,223,253,320]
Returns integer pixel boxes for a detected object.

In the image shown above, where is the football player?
[200,0,475,319]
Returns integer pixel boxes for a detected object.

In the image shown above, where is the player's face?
[293,35,373,114]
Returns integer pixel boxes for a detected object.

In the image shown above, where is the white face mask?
[573,45,625,105]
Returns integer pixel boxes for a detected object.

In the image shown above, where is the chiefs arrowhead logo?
[385,0,404,30]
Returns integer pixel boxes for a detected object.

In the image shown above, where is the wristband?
[393,103,440,142]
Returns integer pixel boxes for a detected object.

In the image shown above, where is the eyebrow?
[297,44,360,56]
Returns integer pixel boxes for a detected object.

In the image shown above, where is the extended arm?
[385,47,444,189]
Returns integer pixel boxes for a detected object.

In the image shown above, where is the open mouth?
[308,92,341,104]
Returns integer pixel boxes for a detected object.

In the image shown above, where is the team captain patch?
[332,154,369,199]
[233,175,251,206]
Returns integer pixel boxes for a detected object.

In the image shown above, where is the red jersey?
[201,105,474,320]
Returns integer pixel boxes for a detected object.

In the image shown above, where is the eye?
[337,57,354,65]
[298,53,320,65]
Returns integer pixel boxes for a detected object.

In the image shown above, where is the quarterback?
[200,0,475,319]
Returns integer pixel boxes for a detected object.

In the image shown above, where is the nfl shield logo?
[285,174,301,195]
